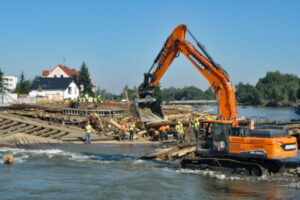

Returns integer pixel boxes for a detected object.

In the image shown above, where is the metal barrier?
[62,108,125,117]
[249,116,269,122]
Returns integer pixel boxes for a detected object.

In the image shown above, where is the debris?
[4,154,14,164]
[0,133,64,146]
[137,130,147,137]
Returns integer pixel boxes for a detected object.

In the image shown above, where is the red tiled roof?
[42,70,51,77]
[58,65,80,77]
[43,64,80,78]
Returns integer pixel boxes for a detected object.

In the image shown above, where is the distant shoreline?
[238,101,298,108]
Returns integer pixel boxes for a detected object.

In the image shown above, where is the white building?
[29,77,80,100]
[43,64,96,92]
[3,76,18,92]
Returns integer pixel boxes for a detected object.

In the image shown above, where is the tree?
[38,85,43,92]
[122,85,138,100]
[79,62,93,96]
[252,89,264,105]
[204,87,216,100]
[15,71,32,94]
[255,71,300,103]
[153,83,163,100]
[235,82,258,105]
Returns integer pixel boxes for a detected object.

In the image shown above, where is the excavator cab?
[201,120,232,153]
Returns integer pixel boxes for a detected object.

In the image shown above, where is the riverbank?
[239,101,299,108]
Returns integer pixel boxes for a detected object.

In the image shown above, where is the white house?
[3,76,18,92]
[29,77,80,100]
[43,64,96,92]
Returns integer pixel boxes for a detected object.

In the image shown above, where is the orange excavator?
[137,24,298,175]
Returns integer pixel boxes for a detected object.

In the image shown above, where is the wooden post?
[124,90,129,116]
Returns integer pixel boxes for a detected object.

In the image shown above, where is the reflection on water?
[0,144,299,200]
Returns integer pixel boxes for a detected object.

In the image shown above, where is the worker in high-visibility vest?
[159,125,167,141]
[85,121,93,144]
[129,123,136,141]
[97,95,101,103]
[189,118,194,143]
[120,123,127,141]
[204,117,213,149]
[194,118,200,150]
[175,121,184,143]
[84,93,89,102]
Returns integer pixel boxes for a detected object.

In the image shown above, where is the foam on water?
[0,147,147,165]
[133,159,144,164]
[0,147,93,164]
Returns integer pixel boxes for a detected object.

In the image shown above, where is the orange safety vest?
[121,124,127,131]
[159,126,167,132]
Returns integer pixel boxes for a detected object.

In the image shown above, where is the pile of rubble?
[6,104,217,143]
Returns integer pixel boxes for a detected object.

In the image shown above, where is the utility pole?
[124,90,129,116]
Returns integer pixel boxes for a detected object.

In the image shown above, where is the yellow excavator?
[134,24,298,176]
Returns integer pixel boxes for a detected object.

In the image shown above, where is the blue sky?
[0,0,299,93]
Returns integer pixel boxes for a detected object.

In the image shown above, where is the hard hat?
[206,117,211,121]
[195,118,199,122]
[167,125,170,128]
[177,121,181,124]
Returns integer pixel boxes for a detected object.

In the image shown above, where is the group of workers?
[85,120,138,144]
[85,117,211,145]
[120,123,136,141]
[78,94,102,103]
[158,118,208,148]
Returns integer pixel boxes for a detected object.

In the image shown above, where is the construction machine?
[135,24,298,176]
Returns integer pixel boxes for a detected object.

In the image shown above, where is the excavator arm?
[138,24,186,98]
[138,24,237,122]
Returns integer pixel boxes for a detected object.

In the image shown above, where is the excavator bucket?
[129,98,164,122]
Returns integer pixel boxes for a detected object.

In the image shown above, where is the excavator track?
[180,157,277,176]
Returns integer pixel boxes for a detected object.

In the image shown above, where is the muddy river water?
[0,144,299,200]
[0,106,300,199]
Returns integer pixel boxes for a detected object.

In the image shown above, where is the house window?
[68,87,72,94]
[54,75,57,78]
[61,75,63,78]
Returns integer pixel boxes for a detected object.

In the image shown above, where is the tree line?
[96,83,216,102]
[235,71,300,106]
[117,71,300,105]
[0,66,299,106]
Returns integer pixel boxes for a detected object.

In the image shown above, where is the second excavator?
[135,24,298,176]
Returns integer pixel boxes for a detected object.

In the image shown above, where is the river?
[200,105,300,122]
[0,107,300,200]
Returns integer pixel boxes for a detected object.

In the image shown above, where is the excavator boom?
[134,25,297,175]
[137,24,237,123]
